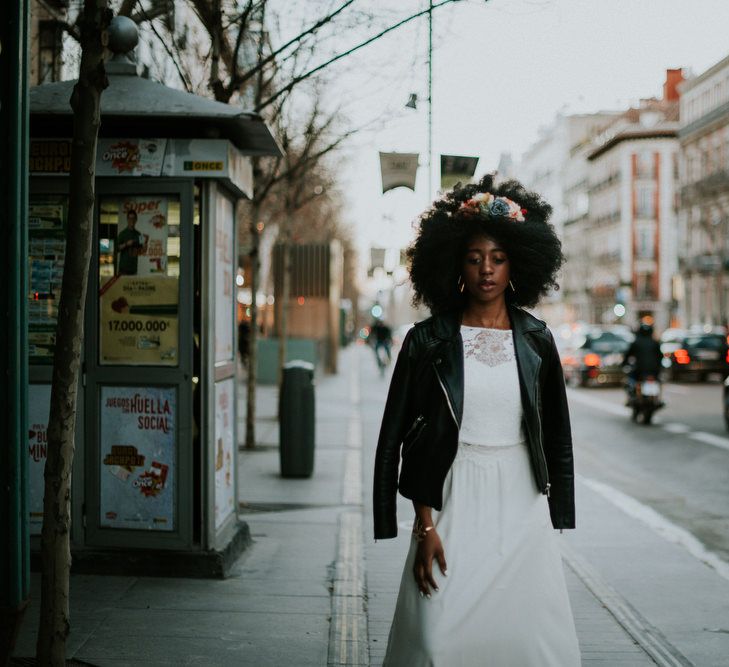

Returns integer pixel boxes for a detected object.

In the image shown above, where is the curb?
[561,541,693,667]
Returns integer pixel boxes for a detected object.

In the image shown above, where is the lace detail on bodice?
[461,327,514,367]
[455,441,525,468]
[459,325,523,446]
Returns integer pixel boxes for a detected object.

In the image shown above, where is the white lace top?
[459,325,524,447]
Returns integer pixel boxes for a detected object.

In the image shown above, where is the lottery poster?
[99,386,176,531]
[98,275,178,366]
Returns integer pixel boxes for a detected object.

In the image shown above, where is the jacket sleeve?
[372,329,415,539]
[541,330,576,530]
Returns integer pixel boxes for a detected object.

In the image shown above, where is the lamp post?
[427,0,433,200]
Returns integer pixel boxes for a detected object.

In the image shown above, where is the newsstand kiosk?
[26,20,279,576]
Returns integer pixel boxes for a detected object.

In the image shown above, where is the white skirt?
[383,442,581,667]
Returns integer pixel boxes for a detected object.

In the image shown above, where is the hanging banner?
[99,386,176,531]
[116,196,169,276]
[214,379,236,529]
[440,154,479,190]
[28,384,52,535]
[379,152,419,193]
[370,247,386,270]
[99,275,179,366]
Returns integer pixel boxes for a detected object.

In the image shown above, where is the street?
[362,349,729,667]
[569,381,729,563]
[11,345,729,666]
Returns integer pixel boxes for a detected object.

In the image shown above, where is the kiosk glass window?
[28,194,68,364]
[98,196,181,366]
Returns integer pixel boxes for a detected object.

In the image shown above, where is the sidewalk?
[12,344,729,665]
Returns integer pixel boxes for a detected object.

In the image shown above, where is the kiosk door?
[84,179,194,549]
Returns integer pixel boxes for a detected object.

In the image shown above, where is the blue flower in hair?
[488,199,510,218]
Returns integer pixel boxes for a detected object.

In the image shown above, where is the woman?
[373,174,580,666]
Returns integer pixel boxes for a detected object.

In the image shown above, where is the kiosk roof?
[30,58,281,157]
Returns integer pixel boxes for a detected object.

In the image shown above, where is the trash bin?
[279,360,316,477]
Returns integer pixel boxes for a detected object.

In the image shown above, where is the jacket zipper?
[433,363,459,429]
[533,378,551,496]
[403,414,425,440]
[402,415,426,455]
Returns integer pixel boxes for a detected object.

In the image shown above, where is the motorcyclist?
[622,322,664,403]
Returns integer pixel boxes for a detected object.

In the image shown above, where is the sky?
[318,0,729,264]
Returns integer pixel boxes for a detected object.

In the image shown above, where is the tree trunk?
[277,188,295,395]
[277,229,291,391]
[36,2,110,664]
[245,196,261,449]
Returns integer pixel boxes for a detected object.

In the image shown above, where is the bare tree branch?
[256,0,466,111]
[136,2,194,91]
[230,0,359,91]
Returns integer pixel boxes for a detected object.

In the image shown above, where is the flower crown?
[459,192,526,222]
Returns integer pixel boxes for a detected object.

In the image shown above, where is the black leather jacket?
[373,306,575,539]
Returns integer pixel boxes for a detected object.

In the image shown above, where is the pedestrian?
[238,319,251,366]
[370,318,393,374]
[373,174,580,665]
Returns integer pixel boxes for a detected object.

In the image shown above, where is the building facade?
[678,54,729,326]
[560,113,622,324]
[585,73,682,331]
[519,112,619,325]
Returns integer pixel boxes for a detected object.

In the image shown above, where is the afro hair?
[406,174,563,314]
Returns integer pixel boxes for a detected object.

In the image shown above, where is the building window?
[636,226,655,259]
[636,185,655,218]
[38,21,63,84]
[635,273,655,300]
[635,150,655,179]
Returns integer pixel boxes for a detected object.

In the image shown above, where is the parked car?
[666,333,729,382]
[561,328,631,387]
[659,328,687,357]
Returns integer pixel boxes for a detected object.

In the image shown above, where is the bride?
[372,175,580,666]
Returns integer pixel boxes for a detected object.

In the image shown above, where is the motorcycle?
[624,370,665,424]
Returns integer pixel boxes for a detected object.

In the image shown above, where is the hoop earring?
[509,280,516,292]
[457,276,465,293]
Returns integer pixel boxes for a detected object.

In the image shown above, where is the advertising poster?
[214,379,235,529]
[116,196,169,276]
[100,386,176,531]
[99,275,179,366]
[97,138,167,176]
[28,384,52,535]
[215,197,234,362]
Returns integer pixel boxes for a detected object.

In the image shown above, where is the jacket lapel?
[431,307,545,429]
[431,312,464,426]
[509,306,543,411]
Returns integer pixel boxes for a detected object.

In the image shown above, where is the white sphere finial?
[108,15,139,55]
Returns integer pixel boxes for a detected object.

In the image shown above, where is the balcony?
[681,170,729,202]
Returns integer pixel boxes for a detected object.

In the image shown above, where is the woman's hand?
[413,529,447,597]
